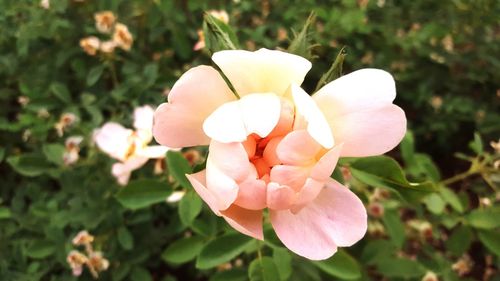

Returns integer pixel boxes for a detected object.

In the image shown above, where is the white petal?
[291,84,334,149]
[212,48,312,96]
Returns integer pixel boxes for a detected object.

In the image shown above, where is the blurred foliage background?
[0,0,499,280]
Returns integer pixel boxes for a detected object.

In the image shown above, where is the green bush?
[0,0,498,280]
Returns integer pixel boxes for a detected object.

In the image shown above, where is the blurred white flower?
[80,36,100,56]
[112,23,133,51]
[40,0,50,9]
[99,40,117,54]
[63,136,83,165]
[94,11,116,34]
[55,113,78,137]
[94,105,174,185]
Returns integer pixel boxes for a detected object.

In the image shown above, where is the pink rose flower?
[94,105,172,185]
[153,49,406,260]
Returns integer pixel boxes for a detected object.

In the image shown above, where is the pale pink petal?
[266,183,296,210]
[220,204,263,240]
[208,140,250,181]
[328,105,406,157]
[186,170,222,215]
[94,122,132,161]
[111,157,149,186]
[291,178,324,212]
[133,105,155,132]
[233,166,267,210]
[136,145,170,159]
[262,136,282,167]
[152,66,235,148]
[312,68,406,157]
[203,93,281,143]
[309,144,342,181]
[276,130,321,165]
[270,179,367,260]
[268,98,295,138]
[242,137,257,158]
[313,68,396,115]
[270,165,309,192]
[290,84,334,148]
[205,158,239,210]
[212,48,312,96]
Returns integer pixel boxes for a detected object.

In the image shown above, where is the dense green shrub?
[0,1,498,280]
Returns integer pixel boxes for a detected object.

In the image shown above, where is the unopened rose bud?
[480,197,492,207]
[368,202,384,218]
[183,149,202,166]
[18,96,30,107]
[37,108,50,118]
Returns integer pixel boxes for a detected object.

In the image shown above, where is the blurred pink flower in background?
[94,105,172,185]
[153,49,406,260]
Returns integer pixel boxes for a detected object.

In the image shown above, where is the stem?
[440,170,477,186]
[256,240,263,262]
[108,60,120,87]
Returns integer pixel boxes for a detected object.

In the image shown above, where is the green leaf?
[27,240,55,259]
[0,147,5,162]
[162,236,205,264]
[117,227,134,250]
[423,193,446,214]
[313,250,361,280]
[166,150,192,189]
[42,143,65,166]
[248,257,281,281]
[115,179,172,210]
[273,247,292,281]
[288,12,316,60]
[314,47,346,92]
[376,258,426,278]
[50,82,71,103]
[196,233,253,269]
[439,186,464,213]
[400,131,416,164]
[130,267,152,281]
[361,240,396,265]
[178,191,203,226]
[349,156,438,202]
[478,230,500,257]
[382,210,405,249]
[210,268,247,281]
[466,207,500,229]
[445,225,472,256]
[468,132,483,154]
[7,154,51,177]
[0,207,12,219]
[202,12,239,53]
[86,65,105,86]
